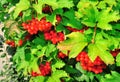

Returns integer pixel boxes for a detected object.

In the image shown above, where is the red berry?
[56,15,62,23]
[18,39,23,46]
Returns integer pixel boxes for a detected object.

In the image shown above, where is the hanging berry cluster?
[44,30,65,44]
[76,51,106,74]
[31,62,51,77]
[22,18,52,35]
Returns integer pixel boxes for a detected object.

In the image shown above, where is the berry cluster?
[66,26,88,33]
[76,51,106,74]
[58,52,67,59]
[44,30,64,44]
[22,18,52,35]
[31,62,51,77]
[5,40,15,47]
[110,49,120,57]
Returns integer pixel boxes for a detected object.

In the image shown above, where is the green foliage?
[2,0,120,82]
[77,0,120,30]
[74,62,96,82]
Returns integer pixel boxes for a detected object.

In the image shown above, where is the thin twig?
[91,25,97,44]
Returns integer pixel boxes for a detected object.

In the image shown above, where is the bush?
[1,0,120,82]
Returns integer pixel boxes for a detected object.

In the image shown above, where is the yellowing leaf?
[57,32,88,58]
[88,40,114,65]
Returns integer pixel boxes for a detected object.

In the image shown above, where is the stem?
[91,25,97,44]
[35,0,38,17]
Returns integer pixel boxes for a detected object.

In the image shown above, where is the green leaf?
[34,0,73,15]
[97,1,106,9]
[56,24,66,32]
[30,76,45,82]
[116,53,120,66]
[77,0,98,27]
[32,36,46,45]
[57,0,74,9]
[13,47,25,63]
[112,24,120,30]
[29,58,40,73]
[47,70,68,82]
[100,71,120,82]
[63,10,82,29]
[22,9,32,22]
[97,8,120,30]
[33,3,43,14]
[45,44,56,57]
[52,60,65,71]
[81,5,98,27]
[76,62,86,74]
[37,46,47,57]
[57,32,88,58]
[88,39,114,65]
[17,60,29,75]
[13,0,30,19]
[46,13,56,25]
[75,63,95,82]
[65,65,78,74]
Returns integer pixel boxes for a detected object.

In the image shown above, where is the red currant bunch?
[31,62,51,77]
[44,30,65,44]
[76,51,106,74]
[22,18,52,35]
[38,18,52,32]
[5,40,15,47]
[22,18,39,35]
